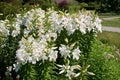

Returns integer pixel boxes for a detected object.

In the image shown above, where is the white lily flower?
[59,44,71,59]
[57,64,81,79]
[70,65,81,71]
[94,17,102,32]
[49,49,58,61]
[87,71,95,76]
[72,47,81,60]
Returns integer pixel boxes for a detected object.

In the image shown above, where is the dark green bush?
[96,0,120,13]
[0,2,21,20]
[85,2,98,10]
[0,2,20,20]
[38,0,58,10]
[68,1,88,13]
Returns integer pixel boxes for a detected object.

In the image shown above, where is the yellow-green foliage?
[88,39,120,80]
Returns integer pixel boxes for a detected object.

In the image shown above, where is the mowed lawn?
[102,18,120,27]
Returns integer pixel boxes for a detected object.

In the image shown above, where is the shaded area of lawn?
[97,31,120,49]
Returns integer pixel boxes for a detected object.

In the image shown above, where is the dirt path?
[102,26,120,33]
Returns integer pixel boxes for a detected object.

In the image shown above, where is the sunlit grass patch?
[97,31,120,49]
[102,18,120,27]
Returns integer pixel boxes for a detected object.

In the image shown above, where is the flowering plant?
[0,8,102,80]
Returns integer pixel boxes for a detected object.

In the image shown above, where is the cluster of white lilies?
[0,8,101,79]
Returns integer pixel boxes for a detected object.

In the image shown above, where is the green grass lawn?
[97,31,120,49]
[102,18,120,27]
[99,13,120,27]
